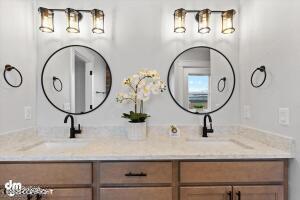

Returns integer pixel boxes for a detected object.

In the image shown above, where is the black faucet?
[202,114,214,137]
[64,115,81,138]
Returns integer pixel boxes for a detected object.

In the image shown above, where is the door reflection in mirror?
[42,45,112,115]
[168,46,235,115]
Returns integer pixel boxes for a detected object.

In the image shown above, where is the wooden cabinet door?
[0,163,92,186]
[180,161,284,184]
[180,186,232,200]
[45,188,92,200]
[100,187,172,200]
[100,162,172,185]
[233,186,284,200]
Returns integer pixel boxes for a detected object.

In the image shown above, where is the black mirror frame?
[167,46,236,115]
[41,45,112,115]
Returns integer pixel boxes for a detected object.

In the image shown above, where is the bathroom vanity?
[0,160,288,200]
[0,128,293,200]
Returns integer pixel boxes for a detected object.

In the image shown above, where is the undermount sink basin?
[20,140,90,153]
[185,138,254,150]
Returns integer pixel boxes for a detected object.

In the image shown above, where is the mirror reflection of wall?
[42,46,112,115]
[168,47,235,114]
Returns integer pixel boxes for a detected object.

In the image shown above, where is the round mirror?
[41,45,112,115]
[167,46,235,115]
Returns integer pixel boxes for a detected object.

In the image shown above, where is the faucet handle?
[207,128,214,133]
[76,124,82,134]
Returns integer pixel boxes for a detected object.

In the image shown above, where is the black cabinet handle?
[227,191,232,200]
[236,191,241,200]
[125,172,147,177]
[96,91,106,94]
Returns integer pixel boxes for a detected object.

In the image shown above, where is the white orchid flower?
[117,69,166,115]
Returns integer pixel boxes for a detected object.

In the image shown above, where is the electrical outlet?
[243,105,251,119]
[24,106,32,120]
[279,108,290,126]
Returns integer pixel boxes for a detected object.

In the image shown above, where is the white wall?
[0,0,36,133]
[43,48,71,112]
[210,50,235,111]
[239,0,300,199]
[36,0,240,127]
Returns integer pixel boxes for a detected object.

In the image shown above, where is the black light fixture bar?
[186,10,225,13]
[48,8,93,13]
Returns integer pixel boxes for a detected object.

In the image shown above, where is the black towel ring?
[217,77,226,92]
[53,76,63,92]
[251,66,267,88]
[3,64,23,88]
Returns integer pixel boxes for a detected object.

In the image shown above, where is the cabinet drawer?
[45,188,92,200]
[180,186,232,200]
[233,186,284,200]
[180,161,284,184]
[100,187,172,200]
[0,163,92,185]
[99,162,172,185]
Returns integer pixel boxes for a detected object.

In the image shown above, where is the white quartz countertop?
[0,127,295,161]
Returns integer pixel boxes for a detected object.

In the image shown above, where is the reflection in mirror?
[168,47,235,114]
[42,45,112,115]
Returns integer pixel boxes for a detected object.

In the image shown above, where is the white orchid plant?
[116,69,166,123]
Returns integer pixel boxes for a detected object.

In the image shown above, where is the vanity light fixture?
[38,7,105,34]
[221,9,236,34]
[174,8,187,33]
[65,8,80,33]
[197,9,211,34]
[91,9,104,34]
[38,7,54,33]
[173,8,236,34]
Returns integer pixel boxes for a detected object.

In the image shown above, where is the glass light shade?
[65,8,80,33]
[198,9,211,34]
[174,8,187,33]
[222,9,236,34]
[39,7,54,33]
[91,9,104,34]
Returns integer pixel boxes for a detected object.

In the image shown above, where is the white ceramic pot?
[127,122,147,141]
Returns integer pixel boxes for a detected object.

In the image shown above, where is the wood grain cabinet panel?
[100,187,172,200]
[99,162,172,185]
[45,188,92,200]
[0,163,92,186]
[233,186,284,200]
[180,186,232,200]
[180,161,284,184]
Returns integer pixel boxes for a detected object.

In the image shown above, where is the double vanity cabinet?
[0,160,288,200]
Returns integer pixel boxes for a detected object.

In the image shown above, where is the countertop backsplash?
[35,125,242,139]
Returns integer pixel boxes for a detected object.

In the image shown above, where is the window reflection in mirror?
[188,75,209,112]
[168,46,235,115]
